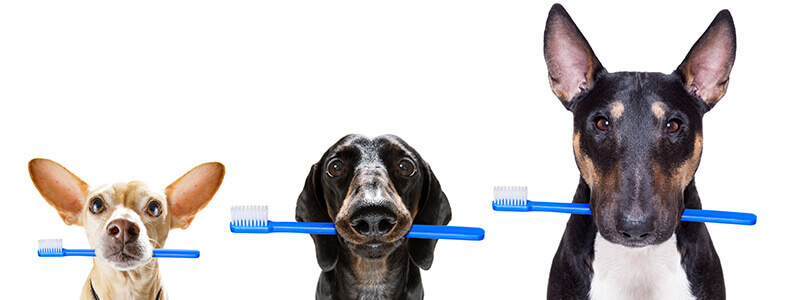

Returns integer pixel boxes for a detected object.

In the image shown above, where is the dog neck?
[335,243,412,300]
[85,258,163,300]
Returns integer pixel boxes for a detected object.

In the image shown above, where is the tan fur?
[334,167,412,245]
[29,159,224,300]
[651,101,666,120]
[352,255,389,286]
[650,133,703,232]
[653,134,703,193]
[573,132,597,189]
[610,101,625,119]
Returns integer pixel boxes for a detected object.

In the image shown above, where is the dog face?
[543,5,735,247]
[29,159,224,270]
[296,134,451,270]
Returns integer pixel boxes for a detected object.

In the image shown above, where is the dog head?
[543,4,735,247]
[29,159,224,270]
[296,134,451,271]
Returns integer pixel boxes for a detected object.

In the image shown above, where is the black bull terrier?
[543,4,735,299]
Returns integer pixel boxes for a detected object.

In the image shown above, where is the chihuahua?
[29,159,224,300]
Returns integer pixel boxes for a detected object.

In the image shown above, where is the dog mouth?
[99,242,152,270]
[337,219,411,260]
[344,238,404,260]
[596,223,675,248]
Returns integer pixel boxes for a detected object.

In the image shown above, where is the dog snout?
[349,205,397,238]
[615,214,656,241]
[107,219,140,244]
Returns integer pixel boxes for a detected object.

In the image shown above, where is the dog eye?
[89,196,105,214]
[327,159,345,177]
[146,200,162,218]
[666,119,682,133]
[595,117,610,131]
[397,158,416,177]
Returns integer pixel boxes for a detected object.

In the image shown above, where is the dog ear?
[29,159,88,226]
[677,10,736,109]
[165,162,225,229]
[544,4,604,110]
[408,163,452,270]
[296,163,339,272]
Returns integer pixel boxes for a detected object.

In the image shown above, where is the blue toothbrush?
[492,186,757,225]
[38,239,201,258]
[230,205,485,241]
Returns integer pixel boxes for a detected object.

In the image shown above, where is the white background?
[1,0,797,299]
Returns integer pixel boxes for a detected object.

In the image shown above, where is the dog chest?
[589,233,695,300]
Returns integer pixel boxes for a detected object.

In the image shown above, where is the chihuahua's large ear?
[408,163,452,270]
[295,163,339,272]
[29,159,88,226]
[544,4,604,110]
[165,162,225,229]
[677,10,736,109]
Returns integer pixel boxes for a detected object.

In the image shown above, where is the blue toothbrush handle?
[231,221,485,240]
[42,249,199,258]
[407,224,485,240]
[230,221,337,234]
[510,201,756,225]
[152,249,200,258]
[62,249,96,257]
[681,209,757,225]
[528,201,592,215]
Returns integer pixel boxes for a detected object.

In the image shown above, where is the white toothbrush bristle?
[231,205,269,227]
[38,238,63,254]
[492,186,528,207]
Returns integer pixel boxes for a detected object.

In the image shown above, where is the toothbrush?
[230,205,485,241]
[492,186,757,226]
[37,239,201,258]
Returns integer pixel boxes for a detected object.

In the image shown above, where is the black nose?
[616,216,655,240]
[107,219,140,244]
[349,205,397,237]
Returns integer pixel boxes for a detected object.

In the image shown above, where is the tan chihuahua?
[29,159,225,300]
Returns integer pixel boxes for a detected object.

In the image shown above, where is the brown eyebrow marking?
[610,101,625,119]
[651,101,666,119]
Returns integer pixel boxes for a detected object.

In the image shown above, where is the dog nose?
[616,216,655,240]
[107,219,140,244]
[349,205,397,237]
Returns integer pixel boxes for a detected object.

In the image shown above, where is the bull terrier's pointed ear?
[165,162,225,229]
[544,4,603,110]
[29,159,88,226]
[677,10,736,109]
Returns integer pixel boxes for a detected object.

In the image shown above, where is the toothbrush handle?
[407,224,485,240]
[681,209,757,225]
[270,221,337,235]
[525,201,756,225]
[152,249,200,258]
[62,249,96,257]
[232,221,485,240]
[230,221,337,234]
[528,201,591,215]
[60,249,199,258]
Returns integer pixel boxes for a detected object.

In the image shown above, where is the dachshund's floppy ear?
[295,163,339,272]
[408,163,452,270]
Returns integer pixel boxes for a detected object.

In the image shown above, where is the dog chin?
[97,243,153,271]
[346,240,402,260]
[598,230,673,248]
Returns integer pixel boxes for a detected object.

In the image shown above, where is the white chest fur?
[589,233,694,300]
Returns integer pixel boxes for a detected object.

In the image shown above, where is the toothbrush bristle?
[492,186,528,207]
[231,205,269,227]
[38,238,63,255]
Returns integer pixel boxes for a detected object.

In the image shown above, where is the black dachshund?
[296,134,451,299]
